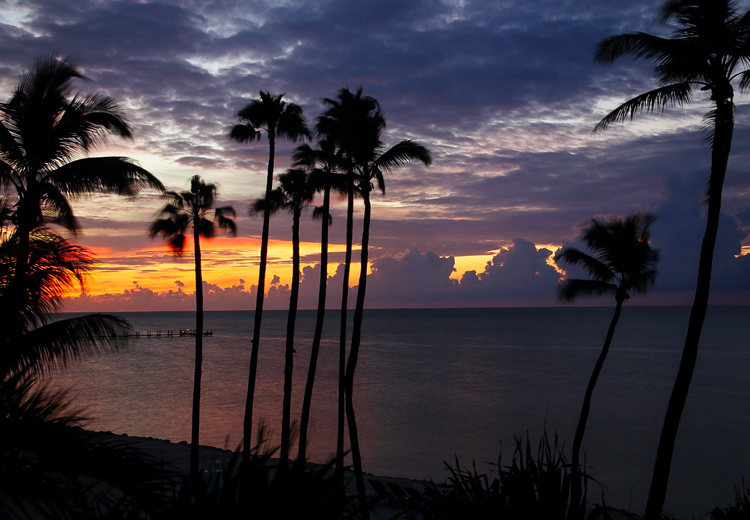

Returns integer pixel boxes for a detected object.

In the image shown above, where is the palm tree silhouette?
[0,231,172,517]
[595,2,750,516]
[149,175,236,483]
[229,91,311,462]
[0,231,133,377]
[555,213,659,517]
[291,139,346,468]
[319,88,431,518]
[0,55,163,286]
[346,139,431,516]
[250,169,314,465]
[317,87,380,481]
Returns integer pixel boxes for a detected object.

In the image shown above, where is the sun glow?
[66,236,356,301]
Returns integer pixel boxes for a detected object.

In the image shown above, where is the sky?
[1,0,750,311]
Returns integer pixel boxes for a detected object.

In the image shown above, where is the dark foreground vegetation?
[2,0,750,517]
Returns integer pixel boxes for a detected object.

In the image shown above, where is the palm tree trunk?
[190,226,203,483]
[336,169,354,481]
[644,95,734,520]
[298,182,331,468]
[243,133,276,463]
[281,209,301,464]
[346,189,371,520]
[568,297,623,518]
[13,182,37,285]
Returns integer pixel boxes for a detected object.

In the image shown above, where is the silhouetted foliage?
[168,440,355,520]
[556,213,659,517]
[422,432,604,520]
[316,86,431,520]
[0,55,163,285]
[292,139,346,468]
[595,2,750,517]
[150,175,235,484]
[712,487,750,520]
[250,168,314,465]
[229,91,311,463]
[0,232,173,519]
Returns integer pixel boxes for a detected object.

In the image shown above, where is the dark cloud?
[4,0,750,309]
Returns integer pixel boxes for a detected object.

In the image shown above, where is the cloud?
[5,0,750,309]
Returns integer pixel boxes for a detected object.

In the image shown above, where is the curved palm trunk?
[644,96,734,520]
[568,296,623,518]
[346,189,371,520]
[243,132,276,463]
[298,181,331,468]
[280,208,301,464]
[190,226,203,483]
[336,169,354,480]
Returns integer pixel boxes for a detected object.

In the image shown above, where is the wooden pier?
[97,330,214,339]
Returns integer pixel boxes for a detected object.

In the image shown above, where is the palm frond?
[312,205,333,225]
[215,206,238,236]
[373,139,433,171]
[558,279,618,302]
[51,93,132,161]
[249,187,286,217]
[228,123,260,143]
[39,181,79,233]
[278,102,312,142]
[0,375,174,518]
[594,83,692,132]
[151,175,235,250]
[739,69,750,90]
[556,213,659,303]
[2,314,131,377]
[555,247,617,283]
[49,157,164,197]
[0,232,97,335]
[595,32,692,68]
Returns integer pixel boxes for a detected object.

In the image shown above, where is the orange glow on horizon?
[68,236,359,298]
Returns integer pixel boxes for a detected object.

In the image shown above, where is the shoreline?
[86,429,638,520]
[85,429,433,516]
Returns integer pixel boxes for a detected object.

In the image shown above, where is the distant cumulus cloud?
[5,0,750,310]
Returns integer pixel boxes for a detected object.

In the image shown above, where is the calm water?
[49,306,750,517]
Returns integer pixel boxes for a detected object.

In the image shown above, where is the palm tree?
[594,2,750,516]
[346,137,431,520]
[319,88,432,518]
[0,231,173,519]
[0,55,163,286]
[292,139,346,468]
[149,175,236,483]
[249,169,314,465]
[555,213,659,517]
[229,92,311,462]
[0,230,132,378]
[316,87,381,482]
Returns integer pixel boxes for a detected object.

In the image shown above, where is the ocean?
[49,306,750,517]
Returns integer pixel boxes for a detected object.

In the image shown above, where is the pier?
[97,330,214,339]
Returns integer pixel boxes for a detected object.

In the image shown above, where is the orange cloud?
[68,236,356,300]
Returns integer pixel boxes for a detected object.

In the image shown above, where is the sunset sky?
[2,0,750,310]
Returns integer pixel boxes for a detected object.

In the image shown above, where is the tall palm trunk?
[346,187,371,520]
[336,167,354,480]
[644,93,734,520]
[298,180,331,468]
[190,225,204,483]
[13,180,37,284]
[568,295,624,518]
[243,131,276,463]
[280,207,301,464]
